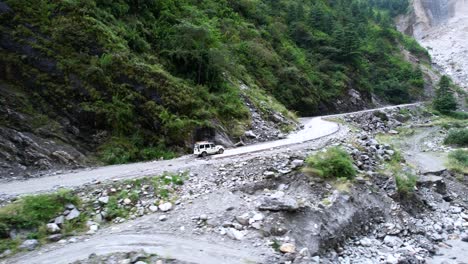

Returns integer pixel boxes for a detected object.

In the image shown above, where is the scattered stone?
[226,228,245,240]
[46,223,61,234]
[236,213,250,226]
[54,215,65,226]
[279,243,296,254]
[98,196,109,204]
[19,239,39,251]
[384,236,403,248]
[123,198,132,205]
[149,205,158,212]
[258,196,299,211]
[159,215,167,221]
[291,159,304,169]
[158,202,173,212]
[47,234,63,242]
[65,208,80,221]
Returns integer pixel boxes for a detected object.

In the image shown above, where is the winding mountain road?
[0,103,419,197]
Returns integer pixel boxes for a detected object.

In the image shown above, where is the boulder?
[46,223,61,234]
[158,202,173,212]
[279,243,296,254]
[258,196,299,211]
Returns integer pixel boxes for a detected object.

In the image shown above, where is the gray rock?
[47,234,63,242]
[54,215,65,225]
[236,213,250,225]
[65,208,80,221]
[383,235,403,248]
[291,159,304,169]
[258,196,299,211]
[19,239,39,251]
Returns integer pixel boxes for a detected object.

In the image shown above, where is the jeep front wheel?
[201,152,207,157]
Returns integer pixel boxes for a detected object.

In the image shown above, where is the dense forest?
[0,0,429,164]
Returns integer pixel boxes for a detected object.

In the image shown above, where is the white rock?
[123,198,132,205]
[159,215,167,221]
[159,202,173,212]
[236,213,250,225]
[226,228,245,240]
[46,223,61,234]
[98,196,109,204]
[149,205,158,212]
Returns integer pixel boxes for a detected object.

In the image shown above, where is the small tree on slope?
[433,75,457,114]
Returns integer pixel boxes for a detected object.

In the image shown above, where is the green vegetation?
[0,172,187,253]
[305,147,356,179]
[1,0,427,164]
[433,76,458,114]
[0,190,83,252]
[395,173,417,195]
[447,149,468,176]
[444,128,468,147]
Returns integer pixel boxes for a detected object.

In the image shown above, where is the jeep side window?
[200,145,204,149]
[205,144,210,149]
[210,144,215,148]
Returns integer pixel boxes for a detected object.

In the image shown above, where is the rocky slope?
[397,0,468,97]
[3,105,467,264]
[0,0,434,179]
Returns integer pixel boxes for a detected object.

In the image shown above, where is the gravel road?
[0,104,419,197]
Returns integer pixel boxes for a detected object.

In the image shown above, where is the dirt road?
[0,104,419,197]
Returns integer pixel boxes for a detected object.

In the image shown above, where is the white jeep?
[193,141,224,157]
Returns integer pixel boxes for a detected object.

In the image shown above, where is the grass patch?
[447,149,468,176]
[395,173,418,196]
[0,190,82,252]
[444,128,468,147]
[304,147,356,180]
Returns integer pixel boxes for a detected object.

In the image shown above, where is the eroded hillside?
[0,0,431,177]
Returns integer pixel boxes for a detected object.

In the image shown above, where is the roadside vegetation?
[0,190,83,253]
[304,147,356,180]
[1,0,427,164]
[447,149,468,178]
[0,172,186,254]
[443,128,468,147]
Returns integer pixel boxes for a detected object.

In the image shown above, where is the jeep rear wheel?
[218,149,224,154]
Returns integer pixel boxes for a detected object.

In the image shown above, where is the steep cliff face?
[397,0,468,95]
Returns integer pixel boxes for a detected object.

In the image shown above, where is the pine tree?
[433,75,457,114]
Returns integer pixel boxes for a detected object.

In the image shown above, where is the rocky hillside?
[397,0,468,101]
[0,0,432,177]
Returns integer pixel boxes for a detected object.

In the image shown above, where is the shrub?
[433,75,457,114]
[449,149,468,167]
[444,128,468,147]
[448,149,468,176]
[305,147,356,179]
[395,173,417,195]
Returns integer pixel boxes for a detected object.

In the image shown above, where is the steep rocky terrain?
[0,0,433,178]
[397,0,468,98]
[2,105,467,264]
